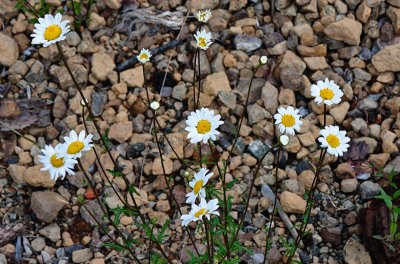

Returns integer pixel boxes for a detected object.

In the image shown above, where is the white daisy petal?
[274,106,302,135]
[318,125,350,157]
[310,79,343,106]
[58,130,93,159]
[31,13,70,47]
[194,29,213,50]
[38,144,77,181]
[185,108,223,144]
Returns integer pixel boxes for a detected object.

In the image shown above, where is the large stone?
[203,71,232,98]
[91,53,115,81]
[0,0,18,19]
[275,50,306,91]
[108,121,133,143]
[343,238,372,264]
[72,248,93,263]
[324,18,362,45]
[38,223,61,242]
[280,191,306,213]
[0,33,19,66]
[372,44,400,72]
[54,64,88,89]
[120,67,144,87]
[24,165,56,188]
[387,6,400,33]
[248,104,270,125]
[8,164,26,184]
[31,191,68,223]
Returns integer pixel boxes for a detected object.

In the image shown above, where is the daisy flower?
[185,107,224,144]
[186,168,213,204]
[58,130,93,159]
[318,125,350,157]
[310,78,343,106]
[31,13,70,47]
[181,198,219,226]
[137,48,152,63]
[38,144,77,181]
[274,106,302,135]
[196,9,212,23]
[194,29,212,50]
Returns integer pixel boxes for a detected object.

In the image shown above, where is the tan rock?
[31,191,67,222]
[372,44,400,72]
[120,66,144,87]
[298,132,315,147]
[324,18,362,45]
[368,153,390,168]
[261,82,279,115]
[280,191,306,214]
[108,121,133,143]
[88,12,105,31]
[329,102,350,123]
[8,164,26,184]
[104,0,121,9]
[24,165,56,188]
[303,57,329,70]
[91,53,115,81]
[0,32,19,66]
[298,170,315,190]
[203,71,232,98]
[387,6,400,33]
[152,157,173,175]
[343,238,372,264]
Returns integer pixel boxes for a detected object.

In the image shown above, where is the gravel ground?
[1,0,400,263]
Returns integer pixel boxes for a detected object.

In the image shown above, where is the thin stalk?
[152,117,201,256]
[81,203,141,263]
[0,120,40,148]
[154,118,196,171]
[284,149,327,264]
[323,105,327,126]
[207,140,230,259]
[228,144,275,249]
[263,145,281,264]
[69,0,78,29]
[142,66,151,104]
[204,219,213,264]
[81,107,127,207]
[77,159,142,262]
[23,1,39,17]
[192,49,198,110]
[56,42,171,263]
[196,47,201,108]
[56,42,138,217]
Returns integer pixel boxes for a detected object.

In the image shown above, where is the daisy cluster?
[193,10,213,50]
[274,78,350,157]
[180,108,223,226]
[38,130,93,181]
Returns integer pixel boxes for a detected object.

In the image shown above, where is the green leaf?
[375,188,393,209]
[128,186,140,196]
[106,169,123,177]
[390,222,398,236]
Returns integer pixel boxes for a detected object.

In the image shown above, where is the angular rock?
[120,66,144,87]
[203,71,231,98]
[248,104,270,125]
[372,44,400,72]
[343,238,372,264]
[91,53,115,81]
[359,181,381,200]
[72,248,93,263]
[324,18,362,45]
[38,223,61,242]
[31,191,67,223]
[108,121,132,143]
[234,34,262,52]
[0,32,19,66]
[261,82,279,115]
[24,165,55,188]
[280,191,306,213]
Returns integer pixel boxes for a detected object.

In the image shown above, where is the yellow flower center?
[194,208,209,218]
[44,25,62,41]
[193,180,204,195]
[200,13,206,21]
[326,134,340,148]
[281,114,295,127]
[320,88,334,100]
[198,37,207,47]
[139,53,148,60]
[196,120,211,134]
[50,154,64,168]
[67,141,84,155]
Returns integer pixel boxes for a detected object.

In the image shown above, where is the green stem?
[152,117,201,257]
[263,145,281,264]
[204,219,213,264]
[196,47,201,108]
[56,42,171,263]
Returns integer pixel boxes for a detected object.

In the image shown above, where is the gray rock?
[360,181,381,199]
[31,237,46,252]
[247,104,270,125]
[72,248,93,263]
[252,253,265,264]
[91,91,107,116]
[66,31,81,46]
[357,97,378,111]
[172,83,187,100]
[234,34,262,52]
[31,191,67,223]
[80,199,109,226]
[39,223,61,242]
[248,139,270,160]
[218,91,236,109]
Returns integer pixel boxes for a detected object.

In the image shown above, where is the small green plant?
[16,0,50,23]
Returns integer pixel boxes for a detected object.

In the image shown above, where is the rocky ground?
[1,0,400,263]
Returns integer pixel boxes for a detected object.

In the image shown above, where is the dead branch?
[0,224,26,246]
